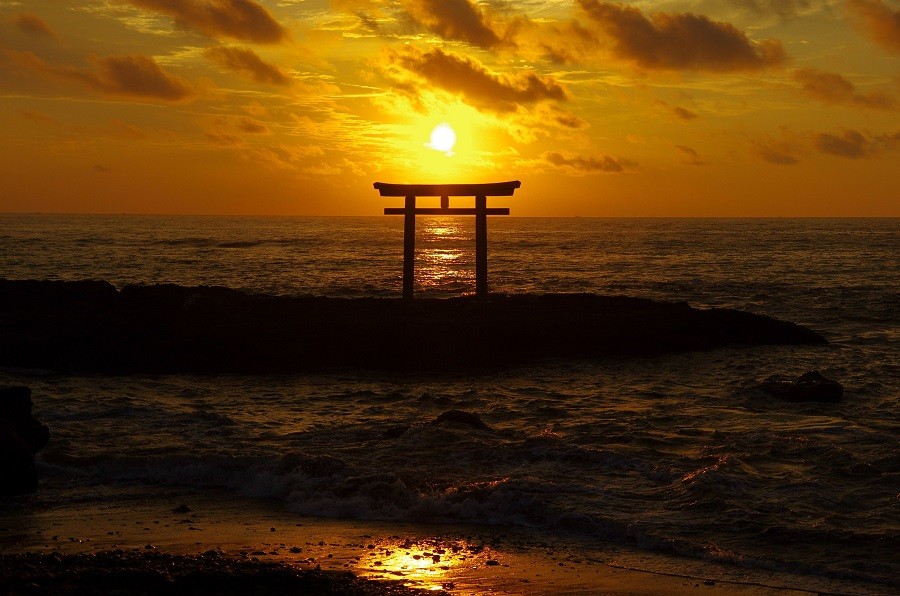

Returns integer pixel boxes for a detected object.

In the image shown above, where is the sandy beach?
[1,485,840,595]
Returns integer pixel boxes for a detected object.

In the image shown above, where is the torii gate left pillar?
[373,181,521,299]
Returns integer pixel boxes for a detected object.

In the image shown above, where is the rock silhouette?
[0,279,827,373]
[758,370,844,403]
[0,386,50,496]
[430,410,490,431]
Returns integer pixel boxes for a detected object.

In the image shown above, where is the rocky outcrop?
[757,371,844,403]
[0,279,828,373]
[0,386,50,496]
[430,410,491,431]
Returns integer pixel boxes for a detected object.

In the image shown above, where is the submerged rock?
[0,386,50,496]
[757,370,844,403]
[430,410,490,431]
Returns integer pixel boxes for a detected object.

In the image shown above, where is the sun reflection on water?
[416,217,476,294]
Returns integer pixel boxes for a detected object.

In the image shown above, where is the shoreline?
[0,485,866,595]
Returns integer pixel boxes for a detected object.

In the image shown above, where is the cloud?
[845,0,900,54]
[204,115,270,145]
[754,135,802,164]
[543,151,634,174]
[402,0,503,48]
[578,0,786,71]
[11,13,57,38]
[813,129,899,158]
[656,100,699,121]
[127,0,287,44]
[204,46,289,85]
[675,145,708,165]
[19,109,54,124]
[1,50,194,101]
[729,0,815,19]
[552,110,589,129]
[386,47,567,113]
[793,67,895,109]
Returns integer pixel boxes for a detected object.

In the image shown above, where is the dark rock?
[758,370,844,403]
[0,386,50,496]
[172,504,192,514]
[381,425,411,439]
[430,410,490,431]
[0,279,828,373]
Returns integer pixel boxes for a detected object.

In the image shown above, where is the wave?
[36,447,897,589]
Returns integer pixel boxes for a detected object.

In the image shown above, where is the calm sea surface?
[1,215,897,590]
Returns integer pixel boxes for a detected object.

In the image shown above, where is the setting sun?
[429,123,456,154]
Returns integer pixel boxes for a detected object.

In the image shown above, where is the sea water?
[0,215,897,590]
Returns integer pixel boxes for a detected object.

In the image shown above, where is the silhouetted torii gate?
[373,181,521,299]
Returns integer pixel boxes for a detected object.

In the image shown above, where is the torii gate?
[373,181,521,299]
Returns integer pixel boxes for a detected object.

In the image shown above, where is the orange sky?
[0,0,898,216]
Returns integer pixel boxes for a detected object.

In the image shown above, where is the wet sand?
[0,488,826,595]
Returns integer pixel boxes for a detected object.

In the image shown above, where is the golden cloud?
[385,46,567,113]
[845,0,900,54]
[127,0,288,44]
[204,46,289,85]
[578,0,786,71]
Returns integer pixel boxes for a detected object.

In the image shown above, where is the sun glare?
[429,123,456,154]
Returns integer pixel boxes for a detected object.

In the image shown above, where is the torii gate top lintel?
[373,180,520,197]
[373,181,521,299]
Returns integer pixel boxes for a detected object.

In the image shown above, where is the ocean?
[1,215,897,592]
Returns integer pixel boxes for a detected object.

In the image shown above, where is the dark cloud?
[204,46,289,85]
[813,129,899,158]
[657,100,699,121]
[19,109,54,124]
[1,50,194,101]
[543,151,634,173]
[675,145,708,165]
[845,0,900,54]
[793,67,895,109]
[11,13,57,38]
[754,137,802,164]
[388,47,566,112]
[127,0,287,44]
[234,115,269,134]
[403,0,503,48]
[578,0,786,71]
[553,111,589,129]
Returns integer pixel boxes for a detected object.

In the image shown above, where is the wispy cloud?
[578,0,787,71]
[127,0,288,44]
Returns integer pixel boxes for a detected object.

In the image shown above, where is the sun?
[429,123,456,154]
